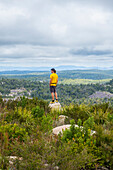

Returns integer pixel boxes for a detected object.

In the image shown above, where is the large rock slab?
[53,124,95,135]
[49,102,61,111]
[53,124,77,135]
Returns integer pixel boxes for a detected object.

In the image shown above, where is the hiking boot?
[50,101,55,104]
[55,99,58,103]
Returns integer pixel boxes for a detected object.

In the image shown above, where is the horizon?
[1,65,113,72]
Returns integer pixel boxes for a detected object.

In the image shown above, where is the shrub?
[62,104,89,123]
[31,106,44,118]
[0,123,28,142]
[40,115,53,133]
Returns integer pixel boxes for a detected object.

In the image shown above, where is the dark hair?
[51,68,56,73]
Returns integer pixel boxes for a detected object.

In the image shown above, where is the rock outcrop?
[53,124,78,135]
[89,91,113,99]
[53,124,95,136]
[49,102,61,111]
[57,115,68,125]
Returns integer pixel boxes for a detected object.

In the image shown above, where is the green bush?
[40,115,53,133]
[62,104,89,123]
[62,118,96,146]
[31,106,44,118]
[0,123,28,142]
[1,97,113,169]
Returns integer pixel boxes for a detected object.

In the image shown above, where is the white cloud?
[0,0,113,69]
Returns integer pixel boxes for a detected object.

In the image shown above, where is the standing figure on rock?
[49,68,58,104]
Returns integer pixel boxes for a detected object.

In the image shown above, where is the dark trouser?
[50,86,56,93]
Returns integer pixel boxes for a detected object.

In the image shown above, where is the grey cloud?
[70,49,112,56]
[0,0,112,46]
[0,0,113,68]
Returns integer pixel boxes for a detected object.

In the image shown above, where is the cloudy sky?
[0,0,113,70]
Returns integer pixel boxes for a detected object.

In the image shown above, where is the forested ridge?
[0,78,113,105]
[1,69,113,80]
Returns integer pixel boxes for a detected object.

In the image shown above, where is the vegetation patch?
[59,78,111,85]
[0,97,113,169]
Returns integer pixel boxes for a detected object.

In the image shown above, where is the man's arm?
[49,79,52,86]
[57,78,58,84]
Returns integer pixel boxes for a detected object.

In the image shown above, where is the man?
[49,68,58,104]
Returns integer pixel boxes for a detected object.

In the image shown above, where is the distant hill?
[0,70,47,75]
[1,65,113,72]
[1,69,113,80]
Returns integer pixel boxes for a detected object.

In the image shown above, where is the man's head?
[51,68,56,73]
